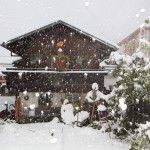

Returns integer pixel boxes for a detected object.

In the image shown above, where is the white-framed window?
[141,29,147,39]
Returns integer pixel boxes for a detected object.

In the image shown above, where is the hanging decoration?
[24,95,29,101]
[57,41,64,47]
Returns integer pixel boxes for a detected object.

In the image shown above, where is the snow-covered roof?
[1,20,118,51]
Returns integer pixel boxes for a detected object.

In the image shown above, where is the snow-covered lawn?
[0,120,129,150]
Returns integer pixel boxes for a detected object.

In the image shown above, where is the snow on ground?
[0,96,129,150]
[0,120,129,150]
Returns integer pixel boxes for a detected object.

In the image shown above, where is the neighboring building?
[1,20,118,122]
[0,46,20,95]
[118,25,150,57]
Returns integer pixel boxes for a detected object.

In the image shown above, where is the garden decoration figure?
[86,83,104,125]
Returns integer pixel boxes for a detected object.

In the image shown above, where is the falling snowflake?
[141,9,146,12]
[45,66,48,70]
[23,90,27,95]
[84,73,88,76]
[84,2,89,7]
[136,14,139,18]
[50,138,57,143]
[140,23,144,28]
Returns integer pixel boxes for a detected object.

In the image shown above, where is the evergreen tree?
[108,52,150,135]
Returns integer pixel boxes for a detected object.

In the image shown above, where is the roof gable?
[1,20,118,53]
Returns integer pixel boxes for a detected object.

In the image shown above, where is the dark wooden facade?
[5,71,107,93]
[2,20,117,94]
[1,21,118,123]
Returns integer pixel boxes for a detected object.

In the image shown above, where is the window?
[38,93,53,106]
[141,29,147,39]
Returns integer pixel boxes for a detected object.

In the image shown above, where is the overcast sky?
[0,0,150,45]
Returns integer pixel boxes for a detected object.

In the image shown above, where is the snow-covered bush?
[125,132,149,150]
[51,117,60,123]
[107,51,150,135]
[125,121,150,150]
[74,111,89,126]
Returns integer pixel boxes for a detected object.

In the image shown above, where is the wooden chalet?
[1,20,118,123]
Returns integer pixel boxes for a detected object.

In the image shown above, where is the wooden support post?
[80,89,84,111]
[90,89,97,125]
[15,96,21,123]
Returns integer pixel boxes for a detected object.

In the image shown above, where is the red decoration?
[53,56,68,69]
